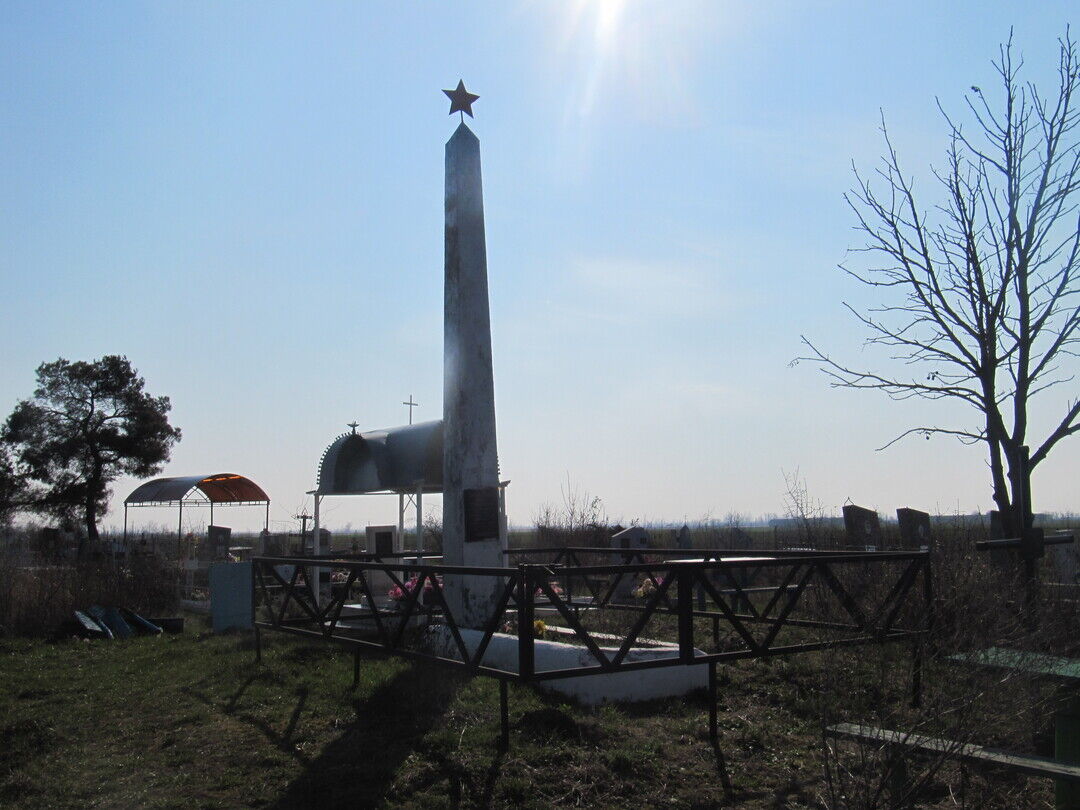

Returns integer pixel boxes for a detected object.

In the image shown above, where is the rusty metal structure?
[123,473,271,542]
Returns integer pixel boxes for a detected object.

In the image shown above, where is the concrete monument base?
[428,626,708,705]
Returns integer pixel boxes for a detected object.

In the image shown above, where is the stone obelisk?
[442,116,503,628]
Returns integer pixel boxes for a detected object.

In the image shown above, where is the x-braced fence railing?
[252,550,931,748]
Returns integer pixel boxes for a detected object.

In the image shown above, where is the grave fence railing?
[251,548,931,747]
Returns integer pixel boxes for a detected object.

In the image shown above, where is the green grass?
[0,619,842,809]
[0,619,1056,809]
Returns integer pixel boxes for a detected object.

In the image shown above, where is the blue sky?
[1,2,1077,534]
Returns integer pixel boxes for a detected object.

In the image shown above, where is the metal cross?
[347,421,359,434]
[403,395,418,425]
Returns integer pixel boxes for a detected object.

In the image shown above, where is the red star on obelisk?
[443,80,479,120]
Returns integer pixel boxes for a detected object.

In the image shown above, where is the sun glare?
[544,0,719,123]
[563,0,631,116]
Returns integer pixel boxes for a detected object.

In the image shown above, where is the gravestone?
[301,527,331,555]
[896,508,932,550]
[612,526,650,551]
[612,526,650,601]
[842,505,881,550]
[207,525,231,560]
[209,560,253,633]
[676,524,693,551]
[262,533,284,557]
[367,525,399,557]
[256,529,270,556]
[366,525,401,600]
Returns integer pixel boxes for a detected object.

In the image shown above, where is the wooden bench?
[827,722,1080,784]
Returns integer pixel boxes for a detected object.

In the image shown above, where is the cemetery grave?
[252,539,931,798]
[235,90,939,797]
[17,81,1069,807]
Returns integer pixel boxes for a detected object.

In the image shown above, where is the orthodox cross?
[403,395,418,425]
[347,421,359,434]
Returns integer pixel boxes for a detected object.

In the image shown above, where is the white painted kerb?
[429,626,708,705]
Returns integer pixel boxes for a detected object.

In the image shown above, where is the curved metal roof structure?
[317,419,443,495]
[125,473,270,505]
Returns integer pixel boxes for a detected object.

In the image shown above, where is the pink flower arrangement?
[388,575,443,602]
[534,581,565,599]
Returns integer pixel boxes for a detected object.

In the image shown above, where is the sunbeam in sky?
[545,0,723,123]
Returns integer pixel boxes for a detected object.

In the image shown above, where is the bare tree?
[782,467,826,548]
[802,31,1080,535]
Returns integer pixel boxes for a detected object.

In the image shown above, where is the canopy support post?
[398,493,405,551]
[416,483,423,562]
[498,483,508,554]
[312,493,321,607]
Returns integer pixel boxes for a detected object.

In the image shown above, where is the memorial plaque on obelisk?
[441,82,504,628]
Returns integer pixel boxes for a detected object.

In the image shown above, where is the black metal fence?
[252,547,930,768]
[253,547,930,698]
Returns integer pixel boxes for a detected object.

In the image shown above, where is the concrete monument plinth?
[428,626,708,705]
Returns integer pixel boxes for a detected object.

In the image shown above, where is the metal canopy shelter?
[308,420,507,593]
[317,420,444,496]
[310,420,444,566]
[123,473,271,542]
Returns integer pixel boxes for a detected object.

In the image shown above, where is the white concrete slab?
[428,626,707,705]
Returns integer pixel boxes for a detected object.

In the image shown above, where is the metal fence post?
[518,565,535,681]
[708,661,718,740]
[677,564,694,664]
[252,560,262,663]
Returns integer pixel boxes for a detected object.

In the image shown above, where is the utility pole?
[294,512,312,555]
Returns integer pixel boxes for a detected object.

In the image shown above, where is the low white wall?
[428,626,707,705]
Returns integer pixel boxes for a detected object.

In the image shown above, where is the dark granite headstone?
[896,508,932,550]
[207,525,231,560]
[373,529,395,556]
[842,505,881,550]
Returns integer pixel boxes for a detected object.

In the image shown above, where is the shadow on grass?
[185,677,312,766]
[542,686,750,806]
[184,650,510,807]
[267,660,471,809]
